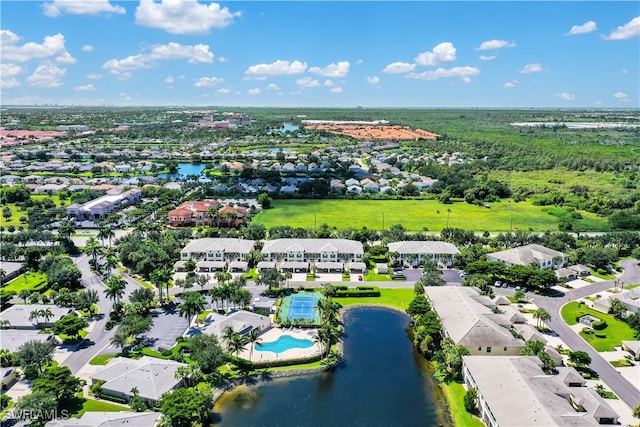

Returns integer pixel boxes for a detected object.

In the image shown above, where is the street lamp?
[446,209,451,229]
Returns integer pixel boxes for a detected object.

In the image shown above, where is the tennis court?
[280,291,322,324]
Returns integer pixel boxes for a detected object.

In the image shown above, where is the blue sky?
[1,1,639,107]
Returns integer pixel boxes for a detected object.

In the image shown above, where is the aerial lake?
[214,307,452,427]
[157,162,206,179]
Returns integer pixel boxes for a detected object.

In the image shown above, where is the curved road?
[533,259,640,409]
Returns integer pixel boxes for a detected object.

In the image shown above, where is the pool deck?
[238,327,322,363]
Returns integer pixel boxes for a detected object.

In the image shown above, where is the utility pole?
[314,211,317,230]
[446,209,451,229]
[510,210,514,233]
[382,212,385,231]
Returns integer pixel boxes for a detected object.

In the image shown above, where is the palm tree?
[29,310,41,325]
[104,255,119,278]
[246,328,262,362]
[313,324,341,358]
[284,271,293,288]
[40,308,54,324]
[227,332,248,366]
[57,219,76,242]
[97,225,116,247]
[220,282,235,310]
[533,308,551,329]
[174,365,203,387]
[222,325,236,348]
[209,287,224,311]
[130,386,139,398]
[84,237,103,266]
[150,268,173,304]
[178,292,207,326]
[316,298,340,326]
[0,319,11,329]
[104,275,127,306]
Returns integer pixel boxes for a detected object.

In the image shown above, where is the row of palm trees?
[313,285,343,359]
[29,308,54,325]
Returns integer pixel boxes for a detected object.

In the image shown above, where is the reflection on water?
[214,308,452,427]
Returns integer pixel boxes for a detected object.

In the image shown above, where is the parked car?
[494,281,502,287]
[515,286,522,291]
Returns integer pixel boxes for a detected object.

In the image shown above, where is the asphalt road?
[63,255,139,374]
[533,259,640,409]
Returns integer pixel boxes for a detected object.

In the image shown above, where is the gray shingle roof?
[262,239,363,255]
[387,241,460,255]
[91,356,186,402]
[487,244,567,266]
[463,356,619,426]
[182,238,256,255]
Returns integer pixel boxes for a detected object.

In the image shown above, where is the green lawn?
[89,354,116,365]
[440,381,484,427]
[252,199,607,232]
[560,302,636,351]
[64,394,129,418]
[336,288,415,311]
[364,270,392,281]
[3,272,47,293]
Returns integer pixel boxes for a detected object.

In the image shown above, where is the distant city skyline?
[1,1,639,108]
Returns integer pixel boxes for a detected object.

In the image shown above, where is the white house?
[387,241,460,268]
[487,244,568,270]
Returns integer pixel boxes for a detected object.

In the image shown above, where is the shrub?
[91,380,106,398]
[101,394,128,404]
[595,332,607,338]
[592,320,607,330]
[161,349,173,357]
[582,327,593,334]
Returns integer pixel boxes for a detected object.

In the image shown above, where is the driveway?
[144,304,189,351]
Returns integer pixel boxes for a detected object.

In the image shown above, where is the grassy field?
[336,288,415,311]
[561,302,636,351]
[252,199,607,232]
[440,381,485,427]
[3,272,47,293]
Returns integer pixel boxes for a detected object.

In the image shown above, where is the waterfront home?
[0,304,73,329]
[463,356,619,427]
[46,411,161,427]
[90,356,186,407]
[262,239,364,273]
[202,310,271,339]
[424,286,525,355]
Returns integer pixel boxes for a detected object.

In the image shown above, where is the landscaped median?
[560,301,636,351]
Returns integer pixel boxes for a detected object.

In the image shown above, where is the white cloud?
[356,59,363,64]
[103,42,214,75]
[415,42,457,66]
[1,31,76,64]
[382,62,416,74]
[218,56,229,63]
[323,80,335,87]
[194,76,224,88]
[476,39,516,50]
[26,61,66,87]
[165,75,175,84]
[265,83,280,91]
[566,21,597,35]
[135,0,240,35]
[43,0,125,17]
[330,87,343,94]
[120,93,132,102]
[75,84,96,91]
[520,63,543,74]
[613,91,628,99]
[407,66,480,81]
[245,60,307,78]
[86,73,102,80]
[118,72,132,80]
[81,44,95,52]
[308,61,350,78]
[296,77,320,88]
[248,88,261,95]
[555,92,575,101]
[0,78,21,89]
[622,69,629,74]
[479,55,496,61]
[216,88,231,95]
[366,76,380,85]
[604,17,640,40]
[504,80,518,88]
[1,63,22,78]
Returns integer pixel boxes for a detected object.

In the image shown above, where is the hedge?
[101,394,129,405]
[592,320,608,330]
[334,287,381,298]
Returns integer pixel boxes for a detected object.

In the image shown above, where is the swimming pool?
[256,335,313,353]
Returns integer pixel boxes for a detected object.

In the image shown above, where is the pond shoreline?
[212,303,453,427]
